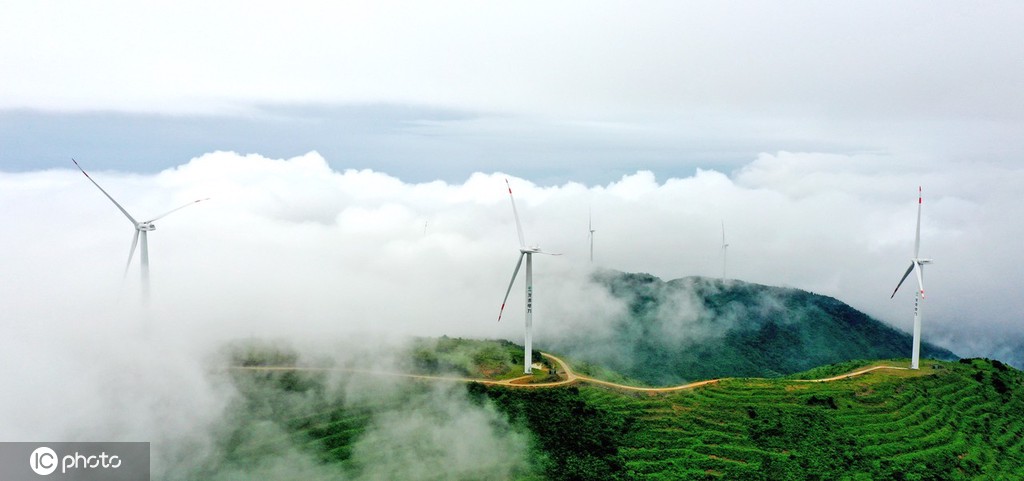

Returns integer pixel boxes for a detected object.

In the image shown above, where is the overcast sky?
[2,2,1023,456]
[2,1,1022,181]
[3,1,1022,339]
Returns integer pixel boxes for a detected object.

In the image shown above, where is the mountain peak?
[549,269,957,384]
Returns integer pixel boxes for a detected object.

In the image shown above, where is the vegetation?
[216,339,1024,480]
[223,337,302,367]
[468,384,634,481]
[573,357,1024,480]
[783,359,881,380]
[548,271,958,384]
[568,358,649,388]
[207,356,540,479]
[403,336,537,379]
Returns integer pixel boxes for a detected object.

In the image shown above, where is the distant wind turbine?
[73,159,208,303]
[588,208,596,264]
[721,220,729,280]
[498,179,558,374]
[890,186,933,370]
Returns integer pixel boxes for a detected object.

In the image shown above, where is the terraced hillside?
[215,341,1023,480]
[566,358,1024,480]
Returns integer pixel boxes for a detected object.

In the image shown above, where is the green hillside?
[207,340,1023,481]
[566,358,1024,480]
[548,271,958,385]
[403,336,546,380]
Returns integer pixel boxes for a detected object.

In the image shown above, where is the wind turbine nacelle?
[521,246,541,254]
[916,258,933,265]
[138,223,156,231]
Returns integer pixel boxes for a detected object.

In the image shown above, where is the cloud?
[3,150,1022,348]
[152,337,535,480]
[6,149,1024,342]
[344,383,532,480]
[1,150,1023,475]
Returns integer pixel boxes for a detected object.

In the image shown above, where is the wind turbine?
[72,159,208,303]
[498,179,558,374]
[721,220,729,280]
[890,186,933,370]
[588,208,596,264]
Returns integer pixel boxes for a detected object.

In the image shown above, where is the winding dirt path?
[792,364,909,383]
[231,353,911,393]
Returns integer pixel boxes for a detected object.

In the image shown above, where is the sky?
[2,1,1023,474]
[2,2,1022,183]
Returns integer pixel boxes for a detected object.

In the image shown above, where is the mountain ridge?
[545,270,957,385]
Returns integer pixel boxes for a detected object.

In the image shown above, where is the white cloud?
[2,150,1022,474]
[2,150,1020,351]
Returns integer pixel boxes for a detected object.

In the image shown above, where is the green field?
[212,340,1024,480]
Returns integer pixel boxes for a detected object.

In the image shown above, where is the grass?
[221,338,1024,480]
[570,357,1024,480]
[405,336,529,380]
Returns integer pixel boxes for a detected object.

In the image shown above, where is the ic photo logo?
[29,447,57,475]
[29,445,122,476]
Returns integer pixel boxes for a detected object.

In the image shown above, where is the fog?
[186,338,534,480]
[2,150,1022,476]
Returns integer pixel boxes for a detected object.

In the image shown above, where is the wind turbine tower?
[721,220,729,280]
[890,186,933,370]
[498,179,557,374]
[73,159,208,304]
[588,208,596,264]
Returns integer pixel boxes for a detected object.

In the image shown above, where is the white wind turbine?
[588,208,596,264]
[498,179,558,374]
[73,159,208,303]
[890,186,933,370]
[721,220,729,280]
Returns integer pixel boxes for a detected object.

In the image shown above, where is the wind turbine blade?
[145,197,210,222]
[914,186,922,258]
[890,262,915,298]
[498,253,525,321]
[914,262,925,298]
[124,229,140,278]
[505,179,526,248]
[72,158,138,225]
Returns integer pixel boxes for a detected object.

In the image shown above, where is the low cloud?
[344,383,532,480]
[3,149,1021,354]
[1,149,1022,476]
[148,337,535,481]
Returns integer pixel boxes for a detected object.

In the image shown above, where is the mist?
[2,149,1022,477]
[185,338,535,480]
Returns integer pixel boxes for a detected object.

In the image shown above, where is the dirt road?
[792,364,909,383]
[232,353,910,393]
